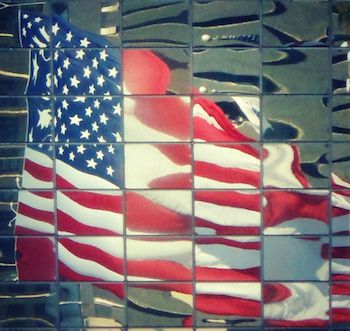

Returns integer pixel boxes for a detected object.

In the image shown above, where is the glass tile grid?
[0,0,349,330]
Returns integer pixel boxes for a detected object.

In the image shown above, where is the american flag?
[12,7,341,327]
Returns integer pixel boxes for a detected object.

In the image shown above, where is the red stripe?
[155,144,191,165]
[59,238,124,275]
[196,294,261,316]
[332,308,350,323]
[290,145,310,188]
[127,260,192,281]
[195,190,260,211]
[31,191,53,199]
[195,161,260,187]
[149,173,192,189]
[56,174,77,189]
[24,159,53,182]
[332,283,350,295]
[196,237,260,250]
[15,226,52,236]
[196,266,260,281]
[264,283,291,304]
[18,203,54,224]
[333,274,350,281]
[57,210,120,235]
[60,190,122,213]
[264,190,328,227]
[333,206,350,217]
[196,217,260,235]
[332,246,350,259]
[265,319,328,327]
[126,192,191,234]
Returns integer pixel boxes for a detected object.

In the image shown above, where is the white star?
[112,132,122,142]
[34,17,42,23]
[108,145,115,154]
[69,151,75,161]
[93,99,100,108]
[106,166,115,176]
[108,67,119,78]
[113,103,121,115]
[57,107,62,118]
[54,75,58,87]
[96,150,104,160]
[70,75,80,88]
[100,50,108,61]
[23,14,29,19]
[85,106,93,117]
[62,85,69,95]
[92,57,99,69]
[63,57,71,69]
[37,108,51,129]
[89,84,96,94]
[83,66,91,79]
[69,114,83,126]
[74,96,86,103]
[99,113,109,124]
[57,67,63,78]
[61,123,67,135]
[22,27,27,37]
[54,51,59,61]
[77,144,86,154]
[97,75,105,87]
[27,22,32,29]
[52,23,60,36]
[66,31,73,42]
[58,145,64,155]
[32,53,39,85]
[97,135,106,142]
[62,99,69,110]
[103,93,112,100]
[92,121,99,132]
[75,49,85,60]
[80,37,91,48]
[80,129,91,140]
[86,158,97,169]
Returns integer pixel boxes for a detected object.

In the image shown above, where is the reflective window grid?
[0,0,349,330]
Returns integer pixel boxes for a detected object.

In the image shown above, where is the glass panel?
[58,236,124,282]
[125,143,191,189]
[332,190,350,235]
[52,0,120,47]
[0,283,57,327]
[125,190,192,236]
[0,237,16,281]
[332,236,350,281]
[333,48,350,94]
[332,96,350,141]
[262,95,330,141]
[195,236,260,281]
[122,0,189,47]
[263,48,329,94]
[332,282,350,325]
[193,0,259,48]
[193,48,260,94]
[333,2,350,47]
[333,143,350,191]
[127,283,193,327]
[57,190,123,236]
[263,189,329,235]
[194,190,261,235]
[263,236,329,281]
[124,96,191,142]
[262,0,329,47]
[59,283,124,327]
[195,282,261,327]
[264,282,329,327]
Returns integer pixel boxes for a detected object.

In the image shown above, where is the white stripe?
[332,237,350,247]
[193,104,224,131]
[264,144,304,188]
[16,214,54,234]
[264,218,329,235]
[127,239,192,267]
[18,191,53,212]
[195,227,216,235]
[332,260,350,274]
[195,244,259,269]
[332,215,350,233]
[332,295,350,308]
[125,144,191,189]
[25,147,52,168]
[22,169,53,189]
[333,192,350,210]
[196,282,261,301]
[55,158,120,189]
[58,243,124,281]
[39,26,50,42]
[195,176,257,189]
[264,283,328,321]
[66,237,124,259]
[195,201,260,227]
[333,173,350,188]
[57,192,123,234]
[194,144,259,171]
[32,35,47,48]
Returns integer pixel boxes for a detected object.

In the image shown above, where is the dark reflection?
[332,96,350,141]
[123,0,189,47]
[193,0,259,48]
[0,145,25,189]
[0,238,16,281]
[59,283,124,327]
[263,0,329,47]
[263,48,329,94]
[263,95,329,141]
[333,48,350,94]
[332,142,350,188]
[52,0,120,46]
[0,283,57,327]
[193,48,259,94]
[333,2,350,47]
[0,190,18,236]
